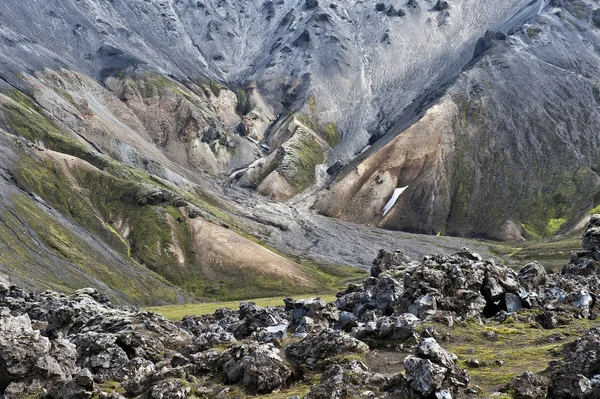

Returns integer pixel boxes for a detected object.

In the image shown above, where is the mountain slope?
[315,0,600,240]
[1,0,597,304]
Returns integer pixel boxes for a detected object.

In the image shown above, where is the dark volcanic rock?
[512,371,548,399]
[432,0,450,11]
[287,329,368,368]
[305,360,387,398]
[222,342,292,393]
[547,327,600,398]
[371,249,411,277]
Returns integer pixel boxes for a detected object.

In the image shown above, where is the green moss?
[589,204,600,214]
[4,191,179,305]
[307,95,317,113]
[55,88,77,107]
[449,90,598,239]
[296,112,318,131]
[3,93,110,170]
[323,122,341,147]
[424,316,600,395]
[296,96,341,148]
[235,88,251,115]
[209,80,227,97]
[280,131,325,193]
[526,26,542,38]
[547,218,567,235]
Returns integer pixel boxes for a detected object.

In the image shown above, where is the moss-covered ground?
[489,234,581,271]
[421,314,600,395]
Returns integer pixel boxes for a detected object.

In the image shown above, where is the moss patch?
[424,316,600,395]
[279,130,326,193]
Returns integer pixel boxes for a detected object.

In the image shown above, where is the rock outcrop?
[3,216,600,398]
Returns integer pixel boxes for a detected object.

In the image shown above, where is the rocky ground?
[3,218,600,398]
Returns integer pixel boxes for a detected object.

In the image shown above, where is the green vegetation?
[280,131,326,193]
[296,95,342,149]
[209,80,227,97]
[0,192,181,305]
[424,315,600,395]
[489,235,580,271]
[323,122,341,147]
[0,85,366,304]
[144,294,337,320]
[4,90,110,170]
[449,90,598,239]
[235,88,251,115]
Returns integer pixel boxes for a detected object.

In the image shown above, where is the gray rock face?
[315,1,600,239]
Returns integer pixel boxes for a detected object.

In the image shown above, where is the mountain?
[0,0,597,304]
[316,0,600,240]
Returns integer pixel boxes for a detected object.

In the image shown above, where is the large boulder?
[0,307,77,393]
[371,249,411,277]
[286,329,368,368]
[547,327,600,398]
[222,342,292,394]
[305,360,387,399]
[404,356,447,396]
[404,338,469,396]
[518,262,547,291]
[512,371,548,399]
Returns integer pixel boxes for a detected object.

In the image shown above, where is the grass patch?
[279,130,326,193]
[489,234,580,271]
[144,294,338,320]
[425,316,600,395]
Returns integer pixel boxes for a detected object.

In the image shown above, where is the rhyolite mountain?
[0,0,598,304]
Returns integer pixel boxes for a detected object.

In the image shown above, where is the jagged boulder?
[404,338,469,396]
[371,249,411,277]
[547,327,600,398]
[518,262,547,291]
[72,332,129,382]
[287,329,368,368]
[148,379,191,399]
[404,356,447,396]
[305,360,387,398]
[512,371,548,399]
[285,297,338,333]
[222,342,292,394]
[0,307,77,393]
[234,302,284,338]
[47,369,95,399]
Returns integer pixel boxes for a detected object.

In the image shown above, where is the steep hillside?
[0,68,493,305]
[316,0,600,240]
[1,0,598,305]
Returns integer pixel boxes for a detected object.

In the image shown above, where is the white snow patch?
[382,187,408,217]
